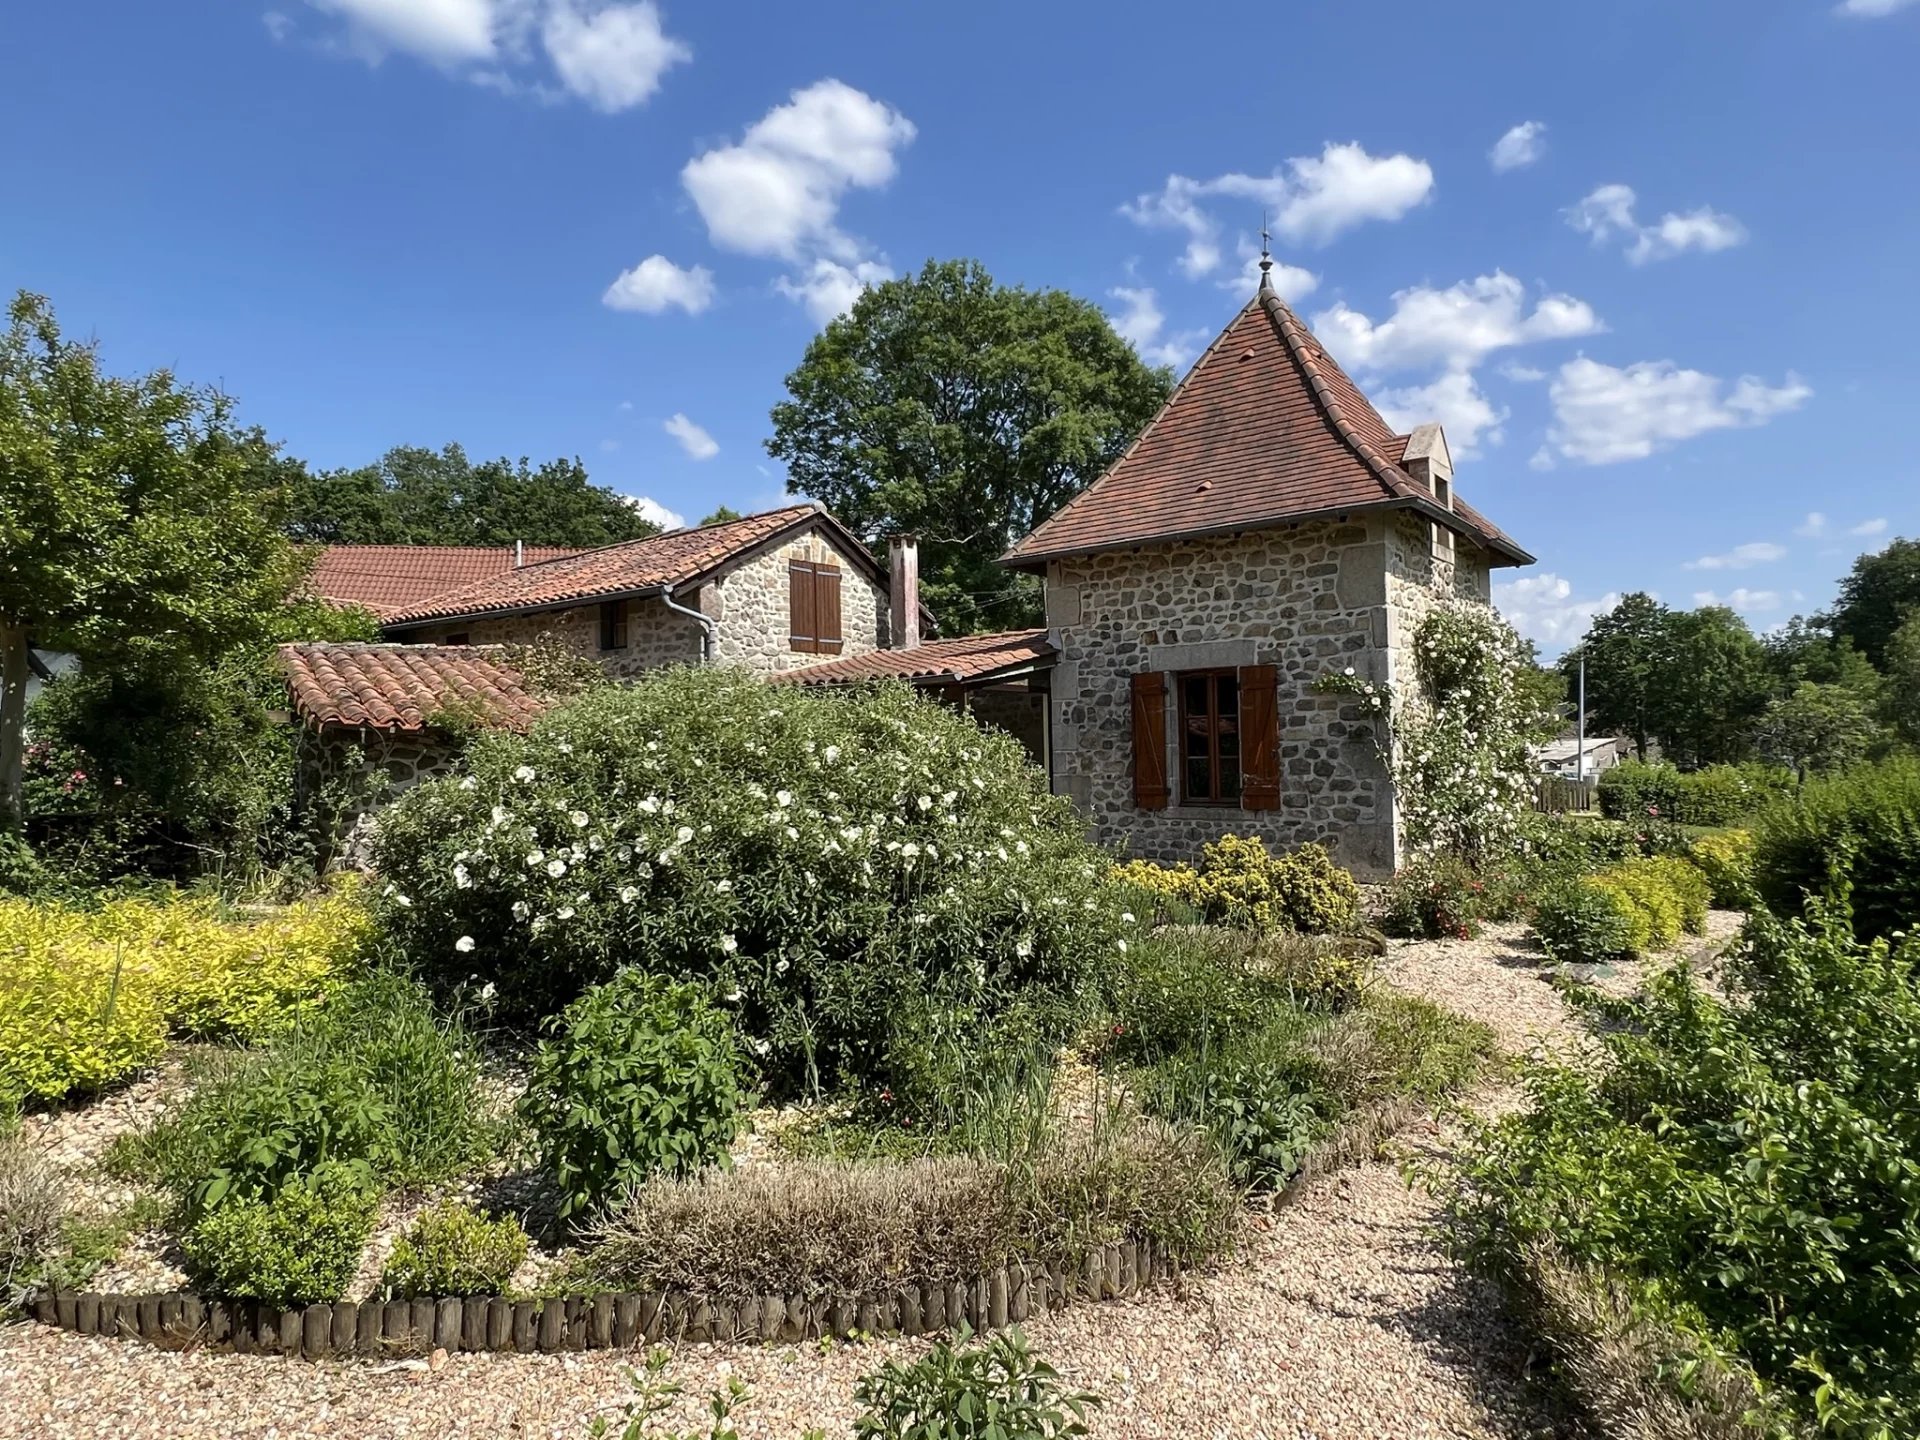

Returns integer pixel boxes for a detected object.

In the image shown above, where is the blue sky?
[5,0,1917,654]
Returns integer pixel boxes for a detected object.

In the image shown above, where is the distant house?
[1530,736,1626,779]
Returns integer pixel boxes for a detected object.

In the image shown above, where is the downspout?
[660,583,716,663]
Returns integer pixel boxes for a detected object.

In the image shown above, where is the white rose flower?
[556,906,575,920]
[775,790,792,807]
[546,859,567,878]
[454,935,475,953]
[458,775,477,791]
[511,900,530,920]
[453,864,471,889]
[823,745,840,763]
[619,886,638,903]
[570,810,589,828]
[720,934,738,954]
[514,765,535,782]
[675,825,694,844]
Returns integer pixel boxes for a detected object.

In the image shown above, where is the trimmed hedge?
[1753,759,1920,942]
[1598,761,1792,828]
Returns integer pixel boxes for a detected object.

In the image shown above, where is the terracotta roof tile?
[278,643,547,733]
[381,505,840,628]
[778,630,1055,687]
[309,546,580,619]
[1001,288,1532,568]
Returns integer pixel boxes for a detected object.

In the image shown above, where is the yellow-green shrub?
[0,882,371,1105]
[1688,829,1756,910]
[1170,836,1360,935]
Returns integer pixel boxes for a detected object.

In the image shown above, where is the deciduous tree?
[767,259,1174,632]
[1828,536,1920,668]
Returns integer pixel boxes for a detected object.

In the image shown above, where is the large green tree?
[1562,593,1670,760]
[1828,536,1920,668]
[1652,605,1770,768]
[767,259,1175,633]
[1883,611,1920,747]
[0,293,306,828]
[287,444,661,548]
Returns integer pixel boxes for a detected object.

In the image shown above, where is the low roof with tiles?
[309,546,580,619]
[777,629,1055,687]
[379,505,900,630]
[1001,272,1533,570]
[278,643,547,733]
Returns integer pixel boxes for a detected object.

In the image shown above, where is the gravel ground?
[0,916,1745,1439]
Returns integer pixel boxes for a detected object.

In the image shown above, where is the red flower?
[1111,1023,1126,1036]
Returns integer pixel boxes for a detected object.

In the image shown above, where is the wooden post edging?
[24,1238,1178,1361]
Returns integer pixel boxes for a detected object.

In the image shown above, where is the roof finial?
[1257,211,1273,294]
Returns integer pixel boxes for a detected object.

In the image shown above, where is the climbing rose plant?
[1318,601,1537,865]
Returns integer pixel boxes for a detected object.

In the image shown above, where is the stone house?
[992,262,1534,877]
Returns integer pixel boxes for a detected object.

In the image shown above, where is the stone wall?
[1045,511,1495,879]
[401,522,889,679]
[297,727,466,868]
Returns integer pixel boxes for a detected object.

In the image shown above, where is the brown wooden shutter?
[816,565,843,654]
[1130,671,1169,810]
[788,561,817,653]
[1239,664,1280,810]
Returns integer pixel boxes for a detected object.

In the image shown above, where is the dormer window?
[1435,475,1453,510]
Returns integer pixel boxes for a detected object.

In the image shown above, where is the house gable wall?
[1046,513,1493,879]
[399,522,890,678]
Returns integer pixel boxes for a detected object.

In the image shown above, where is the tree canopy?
[0,292,306,827]
[767,258,1175,633]
[286,443,659,549]
[1828,536,1920,668]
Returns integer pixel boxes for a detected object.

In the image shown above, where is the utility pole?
[1576,653,1588,784]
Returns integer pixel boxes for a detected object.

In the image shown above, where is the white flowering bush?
[372,668,1129,1099]
[1317,602,1536,865]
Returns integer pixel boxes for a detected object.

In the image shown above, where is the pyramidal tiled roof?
[381,505,844,628]
[309,545,581,618]
[1002,285,1532,568]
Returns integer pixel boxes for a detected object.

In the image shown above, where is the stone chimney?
[888,535,921,650]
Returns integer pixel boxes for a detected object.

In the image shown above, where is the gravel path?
[0,918,1742,1439]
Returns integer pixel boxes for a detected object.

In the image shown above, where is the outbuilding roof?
[308,545,580,619]
[778,629,1055,687]
[278,643,547,733]
[1001,281,1532,569]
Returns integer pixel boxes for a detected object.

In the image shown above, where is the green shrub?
[1600,761,1792,827]
[1530,877,1638,964]
[1447,914,1920,1437]
[1305,991,1494,1110]
[853,1326,1101,1440]
[118,969,499,1215]
[180,1160,377,1304]
[1144,1040,1325,1192]
[1105,929,1294,1065]
[372,670,1129,1100]
[381,1201,529,1298]
[1377,853,1489,940]
[1518,813,1639,875]
[521,970,742,1223]
[1597,760,1680,822]
[1189,835,1361,934]
[1688,828,1757,910]
[1753,759,1920,942]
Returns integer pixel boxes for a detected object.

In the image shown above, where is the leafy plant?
[382,1200,529,1298]
[1145,1040,1325,1192]
[588,1346,764,1440]
[180,1159,377,1305]
[1114,837,1359,935]
[1377,853,1490,940]
[852,1325,1101,1440]
[1688,828,1756,910]
[1447,913,1920,1437]
[117,968,498,1215]
[373,669,1132,1101]
[1529,877,1638,965]
[1752,757,1920,942]
[521,970,743,1223]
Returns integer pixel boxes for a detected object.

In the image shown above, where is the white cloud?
[616,399,633,411]
[1795,511,1828,538]
[1494,572,1623,649]
[662,413,718,461]
[681,79,913,321]
[1107,287,1208,369]
[1312,271,1602,376]
[1851,517,1889,537]
[1693,588,1783,611]
[1685,541,1788,571]
[1500,362,1546,383]
[263,10,297,42]
[624,495,686,529]
[1490,120,1547,173]
[295,0,690,111]
[1121,141,1434,277]
[1540,357,1810,466]
[1838,0,1918,14]
[601,254,715,314]
[1566,183,1748,264]
[541,0,688,113]
[774,258,893,324]
[1374,371,1508,458]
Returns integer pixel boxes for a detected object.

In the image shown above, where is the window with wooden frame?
[1131,665,1280,812]
[1178,670,1241,805]
[443,632,470,647]
[598,598,629,652]
[788,560,844,654]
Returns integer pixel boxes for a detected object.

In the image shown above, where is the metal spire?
[1257,211,1274,294]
